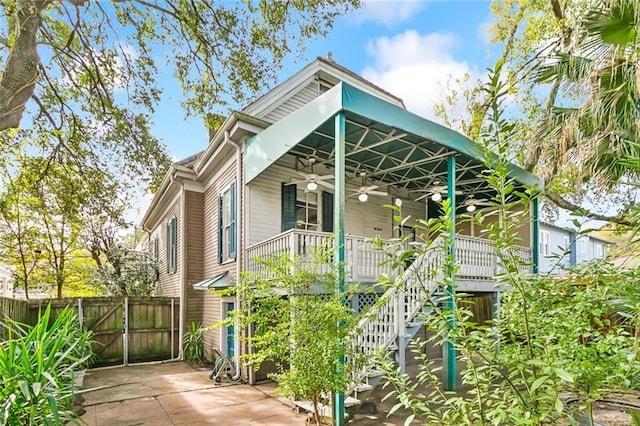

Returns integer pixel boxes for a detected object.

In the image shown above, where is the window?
[149,236,159,263]
[218,182,236,263]
[167,217,177,274]
[579,239,587,254]
[563,236,570,250]
[596,244,604,258]
[296,189,318,231]
[539,230,550,256]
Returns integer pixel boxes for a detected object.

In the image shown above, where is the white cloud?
[362,30,478,122]
[350,0,424,26]
[476,19,493,45]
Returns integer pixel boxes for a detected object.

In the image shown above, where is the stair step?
[353,383,373,393]
[294,396,361,416]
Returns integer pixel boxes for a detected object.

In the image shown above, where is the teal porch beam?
[532,198,539,274]
[333,112,346,426]
[445,154,457,391]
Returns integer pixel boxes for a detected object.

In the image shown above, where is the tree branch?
[544,191,632,226]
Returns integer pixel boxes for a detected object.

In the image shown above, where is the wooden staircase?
[294,239,446,420]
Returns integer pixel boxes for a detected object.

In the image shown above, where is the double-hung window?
[218,182,236,263]
[167,217,177,274]
[540,230,550,256]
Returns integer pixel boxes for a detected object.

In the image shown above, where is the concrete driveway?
[79,362,306,425]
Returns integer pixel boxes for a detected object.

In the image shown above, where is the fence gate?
[3,296,180,367]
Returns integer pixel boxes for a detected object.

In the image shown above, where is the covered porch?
[245,229,532,283]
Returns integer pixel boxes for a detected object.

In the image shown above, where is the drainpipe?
[224,131,243,382]
[178,182,187,360]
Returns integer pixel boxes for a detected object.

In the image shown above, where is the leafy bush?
[0,305,94,425]
[183,322,205,364]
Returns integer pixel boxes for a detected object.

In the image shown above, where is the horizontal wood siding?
[201,157,238,353]
[185,190,205,327]
[152,196,181,297]
[245,164,487,247]
[261,81,320,123]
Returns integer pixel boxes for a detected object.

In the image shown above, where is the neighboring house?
[140,57,542,389]
[0,264,12,298]
[538,222,613,274]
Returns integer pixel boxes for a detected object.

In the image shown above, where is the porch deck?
[245,229,532,282]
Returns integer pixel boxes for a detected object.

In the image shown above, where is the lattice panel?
[357,292,380,314]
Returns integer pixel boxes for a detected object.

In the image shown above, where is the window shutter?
[218,195,223,264]
[170,217,177,273]
[322,191,334,233]
[281,183,297,232]
[166,223,170,273]
[230,181,237,259]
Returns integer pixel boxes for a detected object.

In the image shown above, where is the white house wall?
[261,81,321,124]
[245,163,486,247]
[539,223,571,274]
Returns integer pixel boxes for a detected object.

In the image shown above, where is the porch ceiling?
[245,82,541,200]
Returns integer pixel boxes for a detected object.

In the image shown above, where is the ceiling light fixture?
[431,192,442,202]
[358,193,368,202]
[306,181,318,191]
[466,204,476,213]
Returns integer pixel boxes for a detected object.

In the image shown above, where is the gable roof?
[242,57,405,120]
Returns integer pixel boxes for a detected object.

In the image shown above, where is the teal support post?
[445,154,457,391]
[333,112,346,426]
[532,198,540,274]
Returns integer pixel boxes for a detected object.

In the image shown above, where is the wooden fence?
[0,296,179,367]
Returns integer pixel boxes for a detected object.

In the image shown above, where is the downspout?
[224,130,243,382]
[179,182,187,359]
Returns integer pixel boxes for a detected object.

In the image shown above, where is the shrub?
[0,305,93,425]
[183,322,205,364]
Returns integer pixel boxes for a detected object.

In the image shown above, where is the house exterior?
[0,265,12,298]
[538,222,613,274]
[140,57,542,394]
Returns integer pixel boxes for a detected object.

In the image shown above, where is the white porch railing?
[245,229,394,282]
[245,230,532,281]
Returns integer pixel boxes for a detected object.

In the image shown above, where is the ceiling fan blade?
[286,180,307,185]
[414,193,429,202]
[317,180,334,189]
[294,171,309,179]
[365,185,379,191]
[369,190,388,196]
[316,175,333,181]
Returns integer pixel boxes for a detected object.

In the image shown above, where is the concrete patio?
[79,362,306,425]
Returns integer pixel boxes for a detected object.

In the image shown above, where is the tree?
[0,0,359,191]
[435,0,637,226]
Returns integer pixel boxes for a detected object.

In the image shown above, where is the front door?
[226,302,234,357]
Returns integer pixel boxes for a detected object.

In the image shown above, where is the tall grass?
[0,305,93,425]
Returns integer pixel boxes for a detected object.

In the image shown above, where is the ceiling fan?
[348,172,388,202]
[286,156,334,191]
[463,195,492,212]
[414,180,461,202]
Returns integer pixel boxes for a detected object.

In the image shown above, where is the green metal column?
[532,198,539,274]
[333,112,346,426]
[445,154,457,391]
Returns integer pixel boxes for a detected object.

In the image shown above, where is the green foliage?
[0,305,94,425]
[379,65,640,425]
[96,246,158,297]
[218,246,361,425]
[183,322,206,364]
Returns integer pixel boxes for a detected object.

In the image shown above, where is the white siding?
[261,81,322,123]
[245,163,481,247]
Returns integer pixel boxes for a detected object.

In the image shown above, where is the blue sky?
[151,0,496,161]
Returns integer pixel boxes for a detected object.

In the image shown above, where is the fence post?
[77,298,84,327]
[123,297,129,366]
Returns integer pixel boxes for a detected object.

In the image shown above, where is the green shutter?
[230,181,237,259]
[218,195,223,264]
[170,217,177,273]
[166,222,170,273]
[281,183,297,232]
[322,191,334,233]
